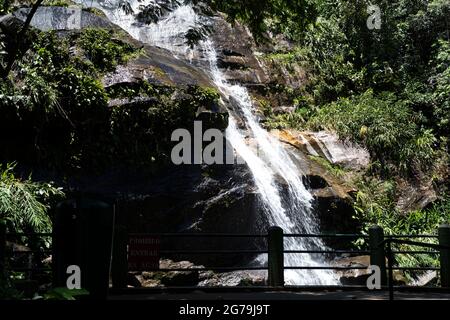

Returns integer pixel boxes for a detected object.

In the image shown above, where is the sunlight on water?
[76,0,338,285]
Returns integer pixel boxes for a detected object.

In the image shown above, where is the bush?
[77,28,138,72]
[0,163,64,233]
[307,90,438,173]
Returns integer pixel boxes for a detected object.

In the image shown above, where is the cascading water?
[78,0,337,285]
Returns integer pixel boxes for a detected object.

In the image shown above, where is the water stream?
[77,0,337,285]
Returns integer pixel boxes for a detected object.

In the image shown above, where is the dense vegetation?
[0,0,448,286]
[0,19,221,244]
[241,0,449,273]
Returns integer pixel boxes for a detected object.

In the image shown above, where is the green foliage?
[42,287,89,300]
[0,163,64,233]
[0,0,12,14]
[77,28,138,72]
[308,90,437,173]
[309,156,348,179]
[353,179,449,274]
[263,111,307,131]
[204,0,317,41]
[0,277,23,300]
[428,39,450,137]
[109,84,220,166]
[41,0,73,6]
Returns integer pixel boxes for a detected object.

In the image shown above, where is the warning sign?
[128,235,161,271]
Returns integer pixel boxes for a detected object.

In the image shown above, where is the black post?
[111,225,128,289]
[369,225,387,285]
[54,197,114,299]
[386,240,394,300]
[438,224,450,288]
[268,226,284,287]
[0,220,6,280]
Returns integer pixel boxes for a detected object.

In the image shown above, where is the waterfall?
[78,0,338,285]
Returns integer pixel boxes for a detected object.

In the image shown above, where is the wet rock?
[13,7,215,88]
[211,15,269,85]
[199,271,267,287]
[395,175,438,212]
[102,44,214,88]
[138,260,202,287]
[273,129,370,170]
[303,175,329,189]
[0,14,35,53]
[272,106,296,115]
[332,255,372,285]
[275,135,361,237]
[13,6,114,31]
[127,272,142,288]
[333,255,408,286]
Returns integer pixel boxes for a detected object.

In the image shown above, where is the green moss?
[77,28,139,72]
[42,0,75,6]
[83,7,107,17]
[308,155,348,179]
[105,81,173,100]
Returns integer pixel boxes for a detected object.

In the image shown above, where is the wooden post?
[111,225,128,289]
[438,224,450,288]
[369,225,387,285]
[268,226,284,287]
[0,220,6,280]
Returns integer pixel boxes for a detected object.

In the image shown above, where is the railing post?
[386,240,394,300]
[369,225,387,285]
[0,220,6,280]
[111,225,128,289]
[438,224,450,288]
[268,226,284,287]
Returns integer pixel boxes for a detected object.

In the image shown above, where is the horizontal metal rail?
[144,267,268,272]
[129,233,267,238]
[8,250,52,254]
[160,250,267,255]
[392,250,439,255]
[384,238,448,250]
[386,235,438,239]
[284,234,368,238]
[132,266,372,272]
[284,250,370,254]
[391,267,440,271]
[158,249,370,255]
[6,233,52,237]
[10,267,52,272]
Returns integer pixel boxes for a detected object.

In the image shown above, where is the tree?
[0,0,44,79]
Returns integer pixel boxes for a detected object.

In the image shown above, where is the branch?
[0,0,44,79]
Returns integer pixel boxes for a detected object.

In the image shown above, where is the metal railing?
[382,236,450,300]
[110,224,450,298]
[2,221,449,300]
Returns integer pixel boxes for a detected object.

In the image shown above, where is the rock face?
[6,4,375,272]
[131,259,266,287]
[273,129,370,170]
[211,15,269,86]
[13,6,113,31]
[332,255,408,286]
[13,7,215,89]
[5,6,260,266]
[271,129,368,237]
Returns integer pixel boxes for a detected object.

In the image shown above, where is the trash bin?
[53,197,114,299]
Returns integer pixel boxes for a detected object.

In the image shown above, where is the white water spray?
[78,1,337,285]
